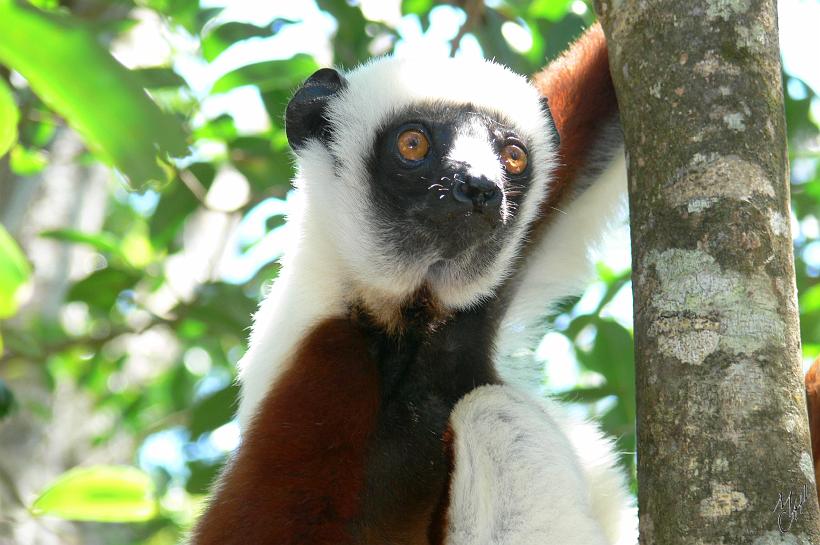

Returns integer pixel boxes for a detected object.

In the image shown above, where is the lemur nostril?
[452,181,473,203]
[451,175,501,208]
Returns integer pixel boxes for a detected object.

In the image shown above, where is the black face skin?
[366,103,536,269]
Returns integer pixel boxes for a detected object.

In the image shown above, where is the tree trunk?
[594,0,820,542]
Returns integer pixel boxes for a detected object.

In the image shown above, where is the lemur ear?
[286,68,348,150]
[539,96,560,147]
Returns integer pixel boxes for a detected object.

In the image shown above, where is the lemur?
[190,24,634,545]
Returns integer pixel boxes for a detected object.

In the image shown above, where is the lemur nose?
[452,173,501,209]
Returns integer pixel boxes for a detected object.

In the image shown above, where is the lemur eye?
[501,144,528,175]
[397,129,430,162]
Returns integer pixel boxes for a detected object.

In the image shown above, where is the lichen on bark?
[595,0,820,542]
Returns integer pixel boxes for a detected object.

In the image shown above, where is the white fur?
[446,385,637,545]
[447,125,513,223]
[497,152,628,389]
[446,124,505,187]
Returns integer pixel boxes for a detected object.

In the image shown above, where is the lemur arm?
[436,385,634,545]
[497,23,626,387]
[189,319,380,545]
[532,22,620,219]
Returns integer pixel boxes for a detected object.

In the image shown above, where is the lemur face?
[368,104,532,261]
[286,57,558,311]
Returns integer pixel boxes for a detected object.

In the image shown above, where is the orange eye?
[397,129,430,162]
[501,144,528,175]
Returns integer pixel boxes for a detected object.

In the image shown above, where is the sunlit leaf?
[193,114,238,141]
[9,144,47,176]
[31,465,158,522]
[18,105,57,149]
[528,0,574,21]
[143,0,200,34]
[0,77,18,157]
[801,284,820,315]
[0,225,30,318]
[39,228,124,258]
[121,229,154,268]
[211,54,318,94]
[0,0,188,187]
[400,0,433,16]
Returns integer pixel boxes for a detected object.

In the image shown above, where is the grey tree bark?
[594,0,820,543]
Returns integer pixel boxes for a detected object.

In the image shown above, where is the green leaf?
[9,144,47,176]
[316,0,370,66]
[0,78,18,157]
[800,284,820,315]
[143,0,200,34]
[211,54,318,94]
[39,229,124,258]
[472,8,535,75]
[28,0,58,8]
[527,0,574,21]
[189,383,239,438]
[0,225,30,318]
[150,163,216,249]
[133,67,187,90]
[194,114,238,141]
[0,1,188,188]
[228,136,293,191]
[31,465,158,522]
[587,319,636,423]
[202,20,293,62]
[68,267,140,310]
[0,378,16,419]
[185,459,223,494]
[18,105,57,148]
[401,0,433,15]
[594,270,631,315]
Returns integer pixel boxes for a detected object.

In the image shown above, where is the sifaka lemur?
[190,24,635,545]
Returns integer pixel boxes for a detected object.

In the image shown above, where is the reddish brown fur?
[806,357,820,500]
[427,425,455,545]
[531,23,618,220]
[190,318,380,544]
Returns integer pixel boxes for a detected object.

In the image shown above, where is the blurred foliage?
[31,466,158,523]
[0,0,816,543]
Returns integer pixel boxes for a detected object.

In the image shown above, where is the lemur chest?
[351,303,500,543]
